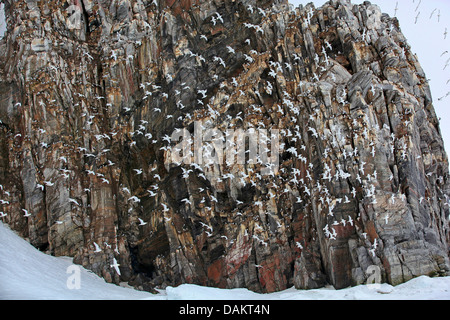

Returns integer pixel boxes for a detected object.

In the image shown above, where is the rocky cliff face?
[0,0,449,293]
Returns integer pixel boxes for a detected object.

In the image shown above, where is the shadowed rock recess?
[0,0,449,293]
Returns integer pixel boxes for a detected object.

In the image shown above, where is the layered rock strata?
[0,0,449,292]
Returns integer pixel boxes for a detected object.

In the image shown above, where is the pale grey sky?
[290,0,450,154]
[0,4,5,39]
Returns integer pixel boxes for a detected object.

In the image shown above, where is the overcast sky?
[0,4,5,38]
[290,0,450,154]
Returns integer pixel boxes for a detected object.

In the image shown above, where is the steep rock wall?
[0,0,449,292]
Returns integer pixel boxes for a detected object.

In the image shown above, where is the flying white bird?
[128,196,140,203]
[111,258,121,275]
[348,216,353,226]
[147,190,157,197]
[22,209,31,217]
[226,46,235,54]
[93,242,102,253]
[110,50,117,61]
[68,198,80,206]
[138,218,147,226]
[215,12,224,24]
[181,198,191,205]
[200,222,213,232]
[213,56,226,68]
[308,127,318,138]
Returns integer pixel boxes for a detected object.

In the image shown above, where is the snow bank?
[0,222,158,300]
[1,222,449,300]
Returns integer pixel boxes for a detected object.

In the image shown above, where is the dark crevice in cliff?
[80,0,91,36]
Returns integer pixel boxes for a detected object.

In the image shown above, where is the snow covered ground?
[1,221,449,300]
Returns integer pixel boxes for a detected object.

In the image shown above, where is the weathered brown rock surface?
[0,0,449,292]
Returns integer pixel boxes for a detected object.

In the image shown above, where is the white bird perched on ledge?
[43,180,54,187]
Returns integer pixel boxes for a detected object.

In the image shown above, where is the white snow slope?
[1,222,449,300]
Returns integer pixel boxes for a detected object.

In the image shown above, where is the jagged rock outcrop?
[0,0,449,292]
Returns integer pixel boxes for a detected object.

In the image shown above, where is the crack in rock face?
[0,0,449,293]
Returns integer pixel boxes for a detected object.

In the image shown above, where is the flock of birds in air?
[400,0,450,101]
[0,0,449,275]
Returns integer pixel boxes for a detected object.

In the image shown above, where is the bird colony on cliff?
[0,0,449,293]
